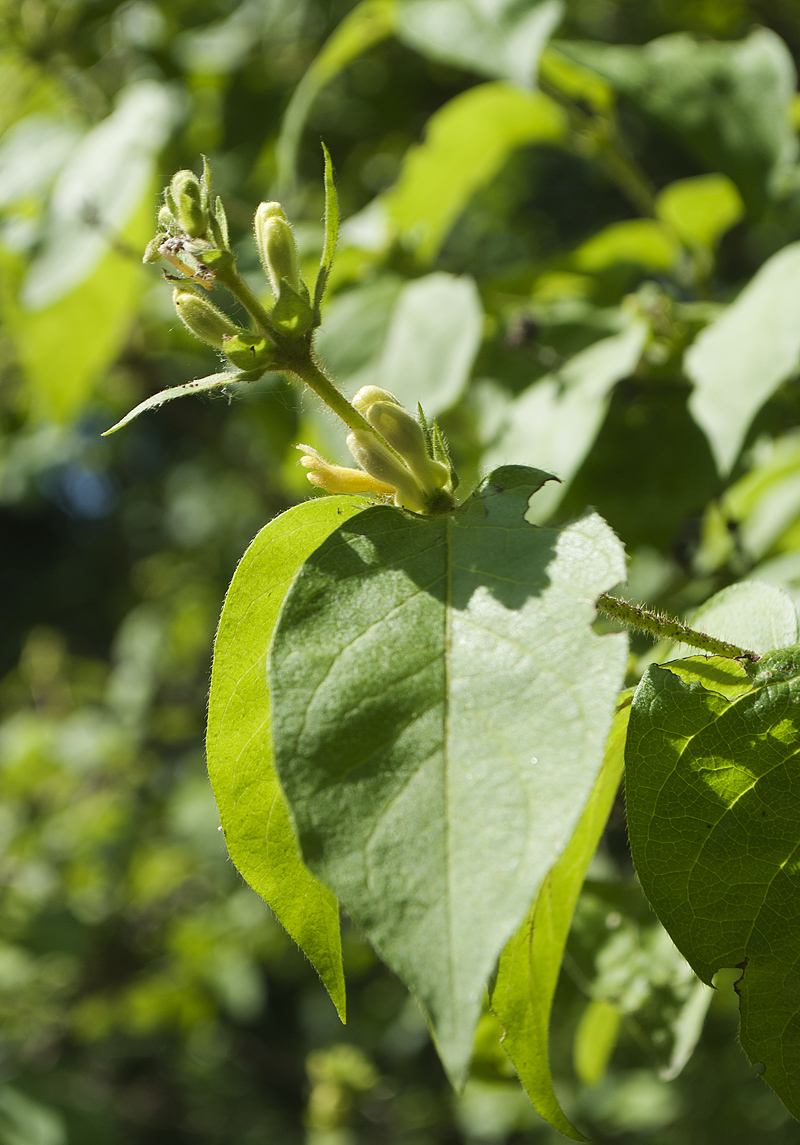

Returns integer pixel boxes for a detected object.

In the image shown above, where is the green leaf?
[671,581,799,659]
[385,82,567,262]
[491,692,632,1142]
[560,28,797,217]
[275,0,396,193]
[269,466,628,1085]
[571,220,678,273]
[684,242,800,474]
[655,174,744,251]
[484,320,647,522]
[102,369,255,436]
[626,647,800,1120]
[573,999,621,1087]
[314,143,339,315]
[21,81,178,308]
[396,0,563,88]
[207,496,367,1021]
[10,189,153,422]
[378,273,483,415]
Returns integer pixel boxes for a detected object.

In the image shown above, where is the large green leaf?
[626,648,800,1119]
[684,242,800,474]
[485,320,647,522]
[396,0,563,88]
[207,496,367,1022]
[385,82,567,262]
[560,28,797,217]
[378,273,482,415]
[492,692,632,1142]
[269,466,627,1085]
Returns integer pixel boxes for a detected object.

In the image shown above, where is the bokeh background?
[4,0,800,1141]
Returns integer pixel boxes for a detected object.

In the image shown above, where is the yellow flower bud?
[172,285,241,349]
[254,201,300,295]
[346,432,427,513]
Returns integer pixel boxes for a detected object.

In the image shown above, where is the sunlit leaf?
[484,319,647,522]
[207,496,368,1022]
[102,368,253,436]
[270,467,627,1085]
[21,81,178,309]
[572,220,678,273]
[378,273,482,415]
[397,0,563,88]
[386,82,567,262]
[656,174,744,251]
[313,143,339,314]
[684,242,800,474]
[671,581,799,659]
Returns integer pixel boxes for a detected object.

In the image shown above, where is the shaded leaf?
[207,496,367,1021]
[485,319,647,522]
[684,242,800,474]
[270,466,627,1085]
[397,0,563,88]
[561,29,797,217]
[386,82,567,262]
[626,647,800,1120]
[573,999,621,1087]
[492,692,632,1141]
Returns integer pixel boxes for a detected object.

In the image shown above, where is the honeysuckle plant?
[106,155,800,1141]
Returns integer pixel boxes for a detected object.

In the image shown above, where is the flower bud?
[365,400,452,499]
[352,386,402,416]
[297,445,395,497]
[170,170,207,238]
[172,285,241,349]
[346,431,426,513]
[254,201,300,295]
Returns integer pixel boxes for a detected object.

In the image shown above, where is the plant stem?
[596,593,760,662]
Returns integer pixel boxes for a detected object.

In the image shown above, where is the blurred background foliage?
[4,0,800,1141]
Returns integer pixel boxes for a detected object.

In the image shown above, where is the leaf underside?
[207,495,367,1021]
[269,465,628,1085]
[626,648,800,1119]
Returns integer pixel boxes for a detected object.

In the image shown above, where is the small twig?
[596,593,761,662]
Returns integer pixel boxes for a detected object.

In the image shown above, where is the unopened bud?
[254,201,300,295]
[346,431,426,513]
[352,386,402,416]
[173,285,241,348]
[360,393,453,501]
[170,170,207,238]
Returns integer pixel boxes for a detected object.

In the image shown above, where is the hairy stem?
[596,593,760,662]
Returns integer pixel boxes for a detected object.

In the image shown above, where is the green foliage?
[207,497,368,1021]
[7,0,800,1139]
[492,692,632,1140]
[626,650,800,1120]
[269,467,626,1085]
